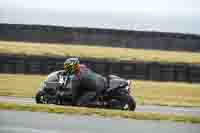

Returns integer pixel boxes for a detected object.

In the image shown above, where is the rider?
[62,57,107,106]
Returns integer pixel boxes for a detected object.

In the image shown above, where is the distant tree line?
[0,23,200,52]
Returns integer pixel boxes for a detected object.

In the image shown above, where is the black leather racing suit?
[54,64,107,106]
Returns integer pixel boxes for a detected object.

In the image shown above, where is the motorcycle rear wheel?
[108,95,136,111]
[124,95,136,111]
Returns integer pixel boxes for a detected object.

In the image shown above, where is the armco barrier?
[1,54,200,83]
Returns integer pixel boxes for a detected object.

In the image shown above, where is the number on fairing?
[64,75,74,88]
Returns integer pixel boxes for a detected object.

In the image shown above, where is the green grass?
[0,101,200,123]
[1,74,200,107]
[0,74,46,97]
[1,41,200,64]
[134,80,200,107]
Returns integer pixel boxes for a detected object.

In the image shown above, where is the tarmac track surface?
[0,110,200,133]
[0,96,200,117]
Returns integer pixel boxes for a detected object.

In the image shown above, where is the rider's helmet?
[63,57,80,75]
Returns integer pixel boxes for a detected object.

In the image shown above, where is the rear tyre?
[125,95,136,111]
[109,95,136,111]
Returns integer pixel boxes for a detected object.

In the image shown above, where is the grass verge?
[1,74,200,107]
[0,101,200,123]
[134,80,200,107]
[1,41,200,64]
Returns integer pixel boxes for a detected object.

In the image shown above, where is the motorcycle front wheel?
[35,90,57,104]
[35,90,46,104]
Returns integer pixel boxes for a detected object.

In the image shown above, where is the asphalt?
[0,96,200,116]
[0,110,200,133]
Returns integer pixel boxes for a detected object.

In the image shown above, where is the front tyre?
[35,90,46,104]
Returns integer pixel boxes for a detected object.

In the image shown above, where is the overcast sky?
[0,0,200,34]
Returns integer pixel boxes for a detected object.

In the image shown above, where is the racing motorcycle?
[35,71,136,111]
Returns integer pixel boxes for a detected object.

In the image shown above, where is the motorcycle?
[35,70,136,111]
